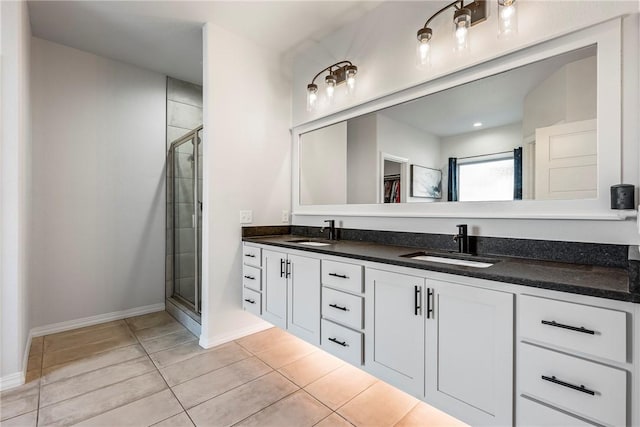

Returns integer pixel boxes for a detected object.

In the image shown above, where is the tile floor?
[0,311,467,427]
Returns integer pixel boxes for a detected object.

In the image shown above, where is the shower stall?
[167,126,203,320]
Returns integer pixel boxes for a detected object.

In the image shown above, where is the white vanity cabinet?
[243,241,639,427]
[262,248,321,344]
[365,267,425,397]
[364,266,514,425]
[320,258,365,365]
[425,278,514,426]
[242,244,262,315]
[517,294,632,426]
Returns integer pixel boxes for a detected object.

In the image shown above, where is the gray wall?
[166,77,203,303]
[30,37,166,327]
[1,0,32,385]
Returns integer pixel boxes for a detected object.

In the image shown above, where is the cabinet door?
[287,254,321,344]
[365,268,425,397]
[262,249,287,329]
[425,280,514,426]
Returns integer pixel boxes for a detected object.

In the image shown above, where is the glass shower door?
[171,129,202,313]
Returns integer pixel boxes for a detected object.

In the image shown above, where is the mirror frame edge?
[292,18,633,221]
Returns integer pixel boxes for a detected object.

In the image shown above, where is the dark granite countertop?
[243,234,639,303]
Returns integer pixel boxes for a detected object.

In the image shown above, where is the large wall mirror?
[293,20,626,219]
[299,45,598,206]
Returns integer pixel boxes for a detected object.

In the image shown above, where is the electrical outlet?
[239,210,253,224]
[281,210,289,223]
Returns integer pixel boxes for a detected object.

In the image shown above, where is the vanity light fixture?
[417,0,487,66]
[306,61,358,111]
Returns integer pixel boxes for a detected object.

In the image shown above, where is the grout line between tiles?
[37,368,159,411]
[333,380,380,413]
[42,338,139,370]
[39,343,144,386]
[127,316,199,427]
[36,338,44,427]
[228,374,301,427]
[165,352,255,388]
[180,366,278,412]
[143,334,199,356]
[390,401,421,427]
[42,323,133,355]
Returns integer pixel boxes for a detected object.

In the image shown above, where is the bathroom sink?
[400,251,497,268]
[286,239,333,247]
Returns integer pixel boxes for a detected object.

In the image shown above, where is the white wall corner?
[198,319,273,349]
[30,303,165,337]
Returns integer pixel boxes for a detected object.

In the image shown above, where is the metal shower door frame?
[169,125,203,314]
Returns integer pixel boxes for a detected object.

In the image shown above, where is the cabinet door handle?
[244,253,256,258]
[328,337,348,347]
[328,273,348,279]
[426,288,434,319]
[329,303,349,311]
[541,375,595,396]
[243,275,255,280]
[414,286,422,316]
[280,259,285,278]
[541,320,595,335]
[286,260,291,278]
[244,298,256,304]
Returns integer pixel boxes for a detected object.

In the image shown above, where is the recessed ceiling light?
[473,122,483,127]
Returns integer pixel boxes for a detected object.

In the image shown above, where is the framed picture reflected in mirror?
[411,165,442,199]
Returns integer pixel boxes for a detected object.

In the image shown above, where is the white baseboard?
[22,330,33,373]
[199,320,273,349]
[30,303,165,337]
[0,371,25,391]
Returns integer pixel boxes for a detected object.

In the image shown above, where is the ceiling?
[27,1,382,85]
[379,45,596,137]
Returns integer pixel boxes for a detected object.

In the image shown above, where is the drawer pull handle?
[329,303,349,311]
[244,298,256,304]
[328,273,348,279]
[414,286,422,316]
[541,375,595,396]
[328,337,348,347]
[541,320,595,335]
[244,275,255,280]
[244,254,256,258]
[426,288,434,319]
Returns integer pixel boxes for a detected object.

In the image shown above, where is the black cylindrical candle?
[610,184,635,210]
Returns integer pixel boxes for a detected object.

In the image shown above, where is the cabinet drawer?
[243,265,261,291]
[243,245,261,267]
[321,319,363,366]
[518,396,596,427]
[520,295,627,363]
[322,287,363,330]
[520,343,626,427]
[322,260,363,294]
[243,288,261,316]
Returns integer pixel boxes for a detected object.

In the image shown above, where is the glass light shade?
[306,84,318,111]
[345,65,357,94]
[453,9,471,52]
[416,28,432,69]
[498,0,518,39]
[325,75,336,101]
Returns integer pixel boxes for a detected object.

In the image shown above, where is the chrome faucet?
[322,219,337,241]
[453,224,469,254]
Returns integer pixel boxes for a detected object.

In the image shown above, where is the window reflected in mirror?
[299,45,597,205]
